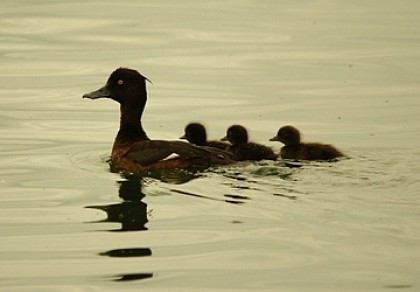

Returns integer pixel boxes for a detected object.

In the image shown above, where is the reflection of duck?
[89,178,154,282]
[87,201,148,231]
[180,122,229,150]
[83,68,234,173]
[86,179,148,231]
[222,125,277,161]
[270,125,344,161]
[100,248,152,258]
[112,273,154,282]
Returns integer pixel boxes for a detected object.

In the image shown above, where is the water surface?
[1,1,420,291]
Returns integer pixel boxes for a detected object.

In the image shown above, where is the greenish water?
[1,1,420,291]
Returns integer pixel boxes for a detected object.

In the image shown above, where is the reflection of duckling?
[270,125,344,161]
[222,125,277,161]
[180,122,230,150]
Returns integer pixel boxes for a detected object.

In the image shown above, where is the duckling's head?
[270,125,301,146]
[222,125,248,146]
[180,123,207,146]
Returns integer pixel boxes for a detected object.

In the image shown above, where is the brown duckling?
[222,125,277,161]
[83,68,234,173]
[270,125,344,161]
[180,122,230,150]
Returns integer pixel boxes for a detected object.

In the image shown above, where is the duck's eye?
[117,79,124,85]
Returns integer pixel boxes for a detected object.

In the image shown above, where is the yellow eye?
[117,79,124,85]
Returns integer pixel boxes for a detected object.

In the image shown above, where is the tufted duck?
[83,68,234,173]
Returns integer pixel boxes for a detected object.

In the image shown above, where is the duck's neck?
[117,103,149,141]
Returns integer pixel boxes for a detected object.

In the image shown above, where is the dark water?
[1,1,420,291]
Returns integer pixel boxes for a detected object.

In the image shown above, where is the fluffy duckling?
[222,125,277,161]
[270,125,344,161]
[180,123,230,150]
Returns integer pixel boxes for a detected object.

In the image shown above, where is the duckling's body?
[222,125,277,161]
[181,123,229,150]
[270,125,344,161]
[83,68,234,173]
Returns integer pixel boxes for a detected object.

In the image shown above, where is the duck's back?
[112,139,234,173]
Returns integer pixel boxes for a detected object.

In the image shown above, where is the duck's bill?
[83,85,111,99]
[179,134,186,140]
[220,136,228,141]
[269,136,280,141]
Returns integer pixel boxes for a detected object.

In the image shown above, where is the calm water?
[1,1,420,291]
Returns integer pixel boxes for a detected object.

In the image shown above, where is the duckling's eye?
[117,79,124,85]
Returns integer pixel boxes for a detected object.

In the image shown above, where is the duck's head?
[180,123,207,146]
[83,68,150,108]
[222,125,248,145]
[270,125,301,146]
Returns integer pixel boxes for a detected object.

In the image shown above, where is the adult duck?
[83,68,234,173]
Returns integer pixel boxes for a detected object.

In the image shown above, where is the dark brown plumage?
[270,125,344,161]
[83,68,234,173]
[222,125,277,161]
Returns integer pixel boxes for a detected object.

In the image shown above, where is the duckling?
[180,122,230,150]
[222,125,277,161]
[270,125,344,161]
